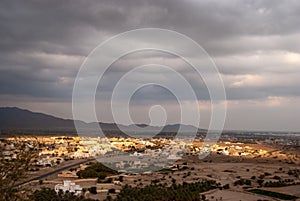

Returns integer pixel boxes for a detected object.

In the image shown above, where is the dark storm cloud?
[1,0,300,54]
[0,67,73,98]
[0,0,300,102]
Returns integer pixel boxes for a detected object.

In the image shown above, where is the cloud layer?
[0,0,299,131]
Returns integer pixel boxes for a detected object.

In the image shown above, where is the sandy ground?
[203,189,278,201]
[263,185,300,197]
[26,145,300,201]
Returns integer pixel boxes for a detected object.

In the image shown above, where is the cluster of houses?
[2,135,298,170]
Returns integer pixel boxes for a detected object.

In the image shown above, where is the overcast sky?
[0,0,300,131]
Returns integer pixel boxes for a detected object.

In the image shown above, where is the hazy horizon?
[1,106,300,133]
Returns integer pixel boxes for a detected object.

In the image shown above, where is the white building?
[54,180,82,196]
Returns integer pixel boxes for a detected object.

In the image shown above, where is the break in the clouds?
[0,0,300,131]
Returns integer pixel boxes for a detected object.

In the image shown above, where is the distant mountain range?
[0,107,205,134]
